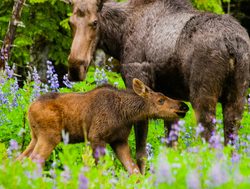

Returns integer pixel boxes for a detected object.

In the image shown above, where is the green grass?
[0,67,250,189]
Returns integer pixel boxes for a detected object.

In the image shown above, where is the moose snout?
[68,60,88,81]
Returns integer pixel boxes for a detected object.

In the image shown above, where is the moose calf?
[17,78,188,174]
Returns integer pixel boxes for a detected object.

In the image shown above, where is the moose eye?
[158,98,165,105]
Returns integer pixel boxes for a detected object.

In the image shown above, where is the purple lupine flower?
[63,74,73,88]
[0,87,9,105]
[46,60,59,92]
[9,139,19,150]
[195,123,204,138]
[146,143,153,160]
[10,77,19,108]
[186,169,201,189]
[62,129,69,145]
[94,68,108,86]
[32,67,41,98]
[231,152,240,163]
[7,139,19,157]
[94,146,106,159]
[155,151,175,185]
[168,121,182,143]
[208,161,229,187]
[78,173,88,189]
[4,63,14,79]
[24,164,43,179]
[61,165,71,183]
[209,131,223,149]
[228,133,238,146]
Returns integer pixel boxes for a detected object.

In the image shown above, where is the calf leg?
[110,141,140,175]
[29,134,61,164]
[16,138,37,161]
[16,131,37,160]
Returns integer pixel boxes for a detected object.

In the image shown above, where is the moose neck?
[118,91,149,123]
[98,2,130,60]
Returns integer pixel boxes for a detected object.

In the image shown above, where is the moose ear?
[132,78,151,97]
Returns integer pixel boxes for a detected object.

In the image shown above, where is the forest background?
[0,0,250,85]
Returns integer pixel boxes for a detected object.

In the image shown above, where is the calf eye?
[91,20,98,29]
[158,98,165,105]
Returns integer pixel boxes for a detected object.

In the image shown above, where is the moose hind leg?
[222,94,245,145]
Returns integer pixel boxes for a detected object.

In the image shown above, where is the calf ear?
[132,78,150,97]
[98,0,109,11]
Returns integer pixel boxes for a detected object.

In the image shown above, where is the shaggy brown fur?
[17,78,188,174]
[67,0,250,173]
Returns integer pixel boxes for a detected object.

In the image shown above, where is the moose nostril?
[180,102,189,112]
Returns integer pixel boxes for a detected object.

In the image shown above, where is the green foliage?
[191,0,224,14]
[0,0,72,66]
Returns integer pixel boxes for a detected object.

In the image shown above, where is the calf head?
[132,78,189,120]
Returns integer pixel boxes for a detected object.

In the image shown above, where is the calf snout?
[175,102,189,118]
[180,102,189,112]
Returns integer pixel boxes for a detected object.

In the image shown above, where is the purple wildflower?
[24,164,43,179]
[186,169,201,189]
[94,68,108,86]
[63,74,73,88]
[209,131,223,149]
[231,152,240,163]
[155,151,175,185]
[10,77,19,108]
[0,87,9,105]
[61,165,71,183]
[32,67,41,98]
[94,146,106,159]
[78,173,88,189]
[7,139,19,158]
[195,123,204,138]
[46,60,59,92]
[4,63,14,79]
[208,161,229,187]
[146,143,153,160]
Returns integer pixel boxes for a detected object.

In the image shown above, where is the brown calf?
[17,78,188,174]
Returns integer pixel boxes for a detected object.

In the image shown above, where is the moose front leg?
[110,141,140,175]
[121,62,155,174]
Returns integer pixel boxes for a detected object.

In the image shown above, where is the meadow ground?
[0,62,249,189]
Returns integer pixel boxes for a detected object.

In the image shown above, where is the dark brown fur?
[67,0,250,173]
[17,78,188,174]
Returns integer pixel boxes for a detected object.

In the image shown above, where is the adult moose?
[67,0,250,174]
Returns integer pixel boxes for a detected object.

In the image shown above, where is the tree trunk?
[0,0,26,70]
[30,36,50,83]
